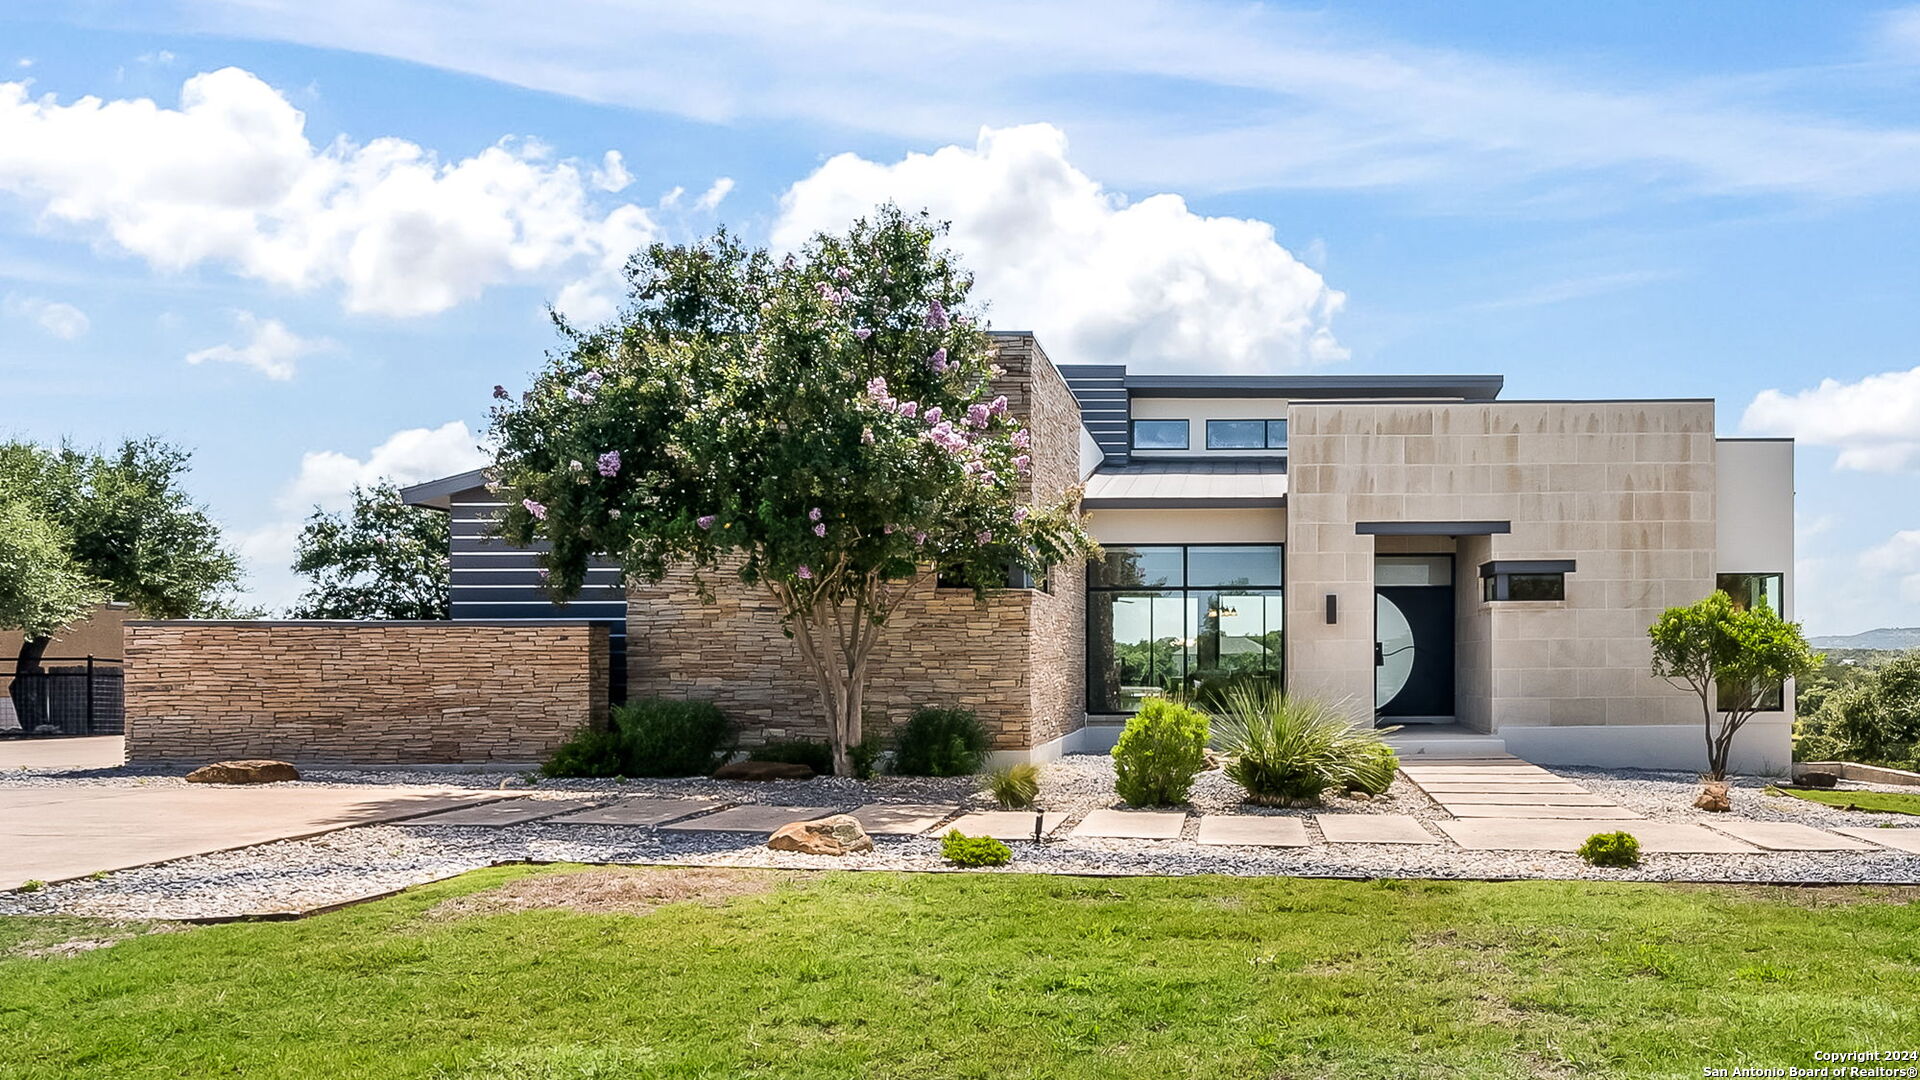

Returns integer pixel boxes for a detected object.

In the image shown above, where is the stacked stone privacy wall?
[124,621,608,766]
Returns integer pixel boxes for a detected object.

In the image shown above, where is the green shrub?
[748,739,834,775]
[1578,831,1641,868]
[1112,698,1209,806]
[848,732,886,780]
[985,762,1041,809]
[1347,742,1401,795]
[1209,687,1398,806]
[892,706,989,776]
[941,830,1012,867]
[541,699,734,778]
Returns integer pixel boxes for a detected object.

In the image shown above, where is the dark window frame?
[1086,542,1285,714]
[1130,418,1190,451]
[1204,418,1288,450]
[1479,559,1574,602]
[1715,572,1787,711]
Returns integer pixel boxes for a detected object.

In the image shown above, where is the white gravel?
[4,755,1918,920]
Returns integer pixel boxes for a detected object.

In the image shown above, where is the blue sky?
[2,1,1919,635]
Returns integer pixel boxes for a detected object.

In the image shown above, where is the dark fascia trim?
[399,468,490,510]
[1356,520,1511,536]
[127,618,615,627]
[1085,497,1287,510]
[1124,374,1504,401]
[1717,437,1794,443]
[1479,559,1577,577]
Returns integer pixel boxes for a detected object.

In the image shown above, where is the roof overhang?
[398,468,490,511]
[1355,520,1512,536]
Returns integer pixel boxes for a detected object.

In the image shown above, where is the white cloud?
[1742,367,1920,472]
[2,293,89,339]
[0,67,661,317]
[1861,530,1920,605]
[693,176,734,211]
[282,420,489,513]
[185,310,331,379]
[590,149,631,192]
[774,124,1344,372]
[138,0,1920,203]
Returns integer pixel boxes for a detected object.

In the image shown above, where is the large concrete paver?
[0,785,512,889]
[1316,814,1442,844]
[1447,804,1641,820]
[1429,791,1618,807]
[1831,828,1920,854]
[1196,815,1307,847]
[660,804,845,834]
[405,798,602,826]
[1073,809,1186,840]
[846,803,962,836]
[0,735,124,770]
[1705,821,1879,852]
[945,810,1067,841]
[1438,818,1759,853]
[549,798,718,826]
[1414,782,1592,794]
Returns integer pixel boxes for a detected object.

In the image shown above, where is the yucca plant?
[1209,687,1399,806]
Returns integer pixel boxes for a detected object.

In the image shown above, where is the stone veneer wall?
[124,621,608,766]
[626,332,1088,753]
[1286,400,1718,731]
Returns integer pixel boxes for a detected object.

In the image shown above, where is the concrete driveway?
[1,783,513,890]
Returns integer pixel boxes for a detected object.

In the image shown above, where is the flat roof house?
[403,331,1796,773]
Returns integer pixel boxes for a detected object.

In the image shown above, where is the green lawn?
[3,866,1918,1079]
[1772,784,1920,816]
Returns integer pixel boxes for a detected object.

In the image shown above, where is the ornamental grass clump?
[1111,698,1209,807]
[1209,687,1398,807]
[985,762,1041,809]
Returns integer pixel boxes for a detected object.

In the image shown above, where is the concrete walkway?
[0,784,512,890]
[0,735,124,771]
[1399,755,1643,820]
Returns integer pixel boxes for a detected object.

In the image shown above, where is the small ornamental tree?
[1649,590,1821,780]
[290,482,451,620]
[489,207,1095,775]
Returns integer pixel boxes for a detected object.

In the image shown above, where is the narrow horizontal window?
[1131,419,1189,450]
[1479,560,1574,602]
[1206,419,1265,449]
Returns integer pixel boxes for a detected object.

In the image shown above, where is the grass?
[1,867,1917,1079]
[1770,785,1920,816]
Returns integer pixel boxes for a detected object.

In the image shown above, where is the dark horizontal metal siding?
[1059,364,1130,465]
[449,491,627,703]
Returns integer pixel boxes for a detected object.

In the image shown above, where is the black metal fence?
[0,657,125,737]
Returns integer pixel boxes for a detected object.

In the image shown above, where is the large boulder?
[714,760,814,782]
[185,760,300,784]
[767,814,874,856]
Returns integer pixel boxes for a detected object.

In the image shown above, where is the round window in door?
[1375,593,1415,709]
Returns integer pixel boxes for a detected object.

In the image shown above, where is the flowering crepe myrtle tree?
[489,207,1095,775]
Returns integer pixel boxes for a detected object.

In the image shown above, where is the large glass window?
[1716,572,1786,711]
[1205,419,1287,450]
[1088,544,1282,713]
[1131,419,1189,450]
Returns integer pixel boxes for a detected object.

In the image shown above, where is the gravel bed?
[5,755,1918,920]
[1551,765,1920,830]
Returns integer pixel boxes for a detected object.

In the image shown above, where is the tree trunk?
[9,636,50,735]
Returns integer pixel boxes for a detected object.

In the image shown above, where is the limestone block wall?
[1287,400,1719,732]
[626,332,1088,753]
[124,621,608,766]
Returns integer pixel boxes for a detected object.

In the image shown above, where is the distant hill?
[1808,627,1920,651]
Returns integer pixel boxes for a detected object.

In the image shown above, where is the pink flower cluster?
[696,514,716,529]
[925,299,949,330]
[928,347,949,374]
[523,499,548,521]
[596,451,621,477]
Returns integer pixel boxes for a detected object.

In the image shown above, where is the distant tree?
[0,439,241,719]
[289,483,451,620]
[1649,591,1821,779]
[489,206,1094,775]
[1799,652,1920,768]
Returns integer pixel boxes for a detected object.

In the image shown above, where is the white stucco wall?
[1087,507,1287,545]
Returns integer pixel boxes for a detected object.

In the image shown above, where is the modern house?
[398,330,1796,774]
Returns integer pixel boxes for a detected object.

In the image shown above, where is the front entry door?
[1375,555,1455,722]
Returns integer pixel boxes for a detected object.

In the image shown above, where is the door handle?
[1375,641,1384,667]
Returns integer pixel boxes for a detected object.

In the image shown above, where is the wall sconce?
[1325,593,1338,624]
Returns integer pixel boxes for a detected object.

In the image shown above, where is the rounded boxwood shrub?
[941,830,1012,867]
[892,706,989,777]
[1111,698,1209,806]
[1578,831,1641,868]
